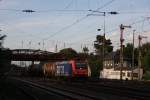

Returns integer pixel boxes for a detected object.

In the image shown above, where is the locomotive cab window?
[75,63,87,69]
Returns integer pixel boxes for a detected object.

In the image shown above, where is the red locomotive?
[69,60,88,78]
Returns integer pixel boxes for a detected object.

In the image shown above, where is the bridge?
[11,49,86,61]
[11,49,67,61]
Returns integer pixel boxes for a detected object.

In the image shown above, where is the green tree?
[59,48,77,59]
[89,35,113,77]
[0,35,12,76]
[115,43,138,65]
[82,46,89,54]
[0,34,6,48]
[88,54,102,77]
[140,43,150,80]
[124,43,133,59]
[143,51,150,70]
[141,43,150,70]
[94,35,113,56]
[141,43,150,57]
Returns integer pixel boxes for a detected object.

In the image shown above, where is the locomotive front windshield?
[76,63,87,69]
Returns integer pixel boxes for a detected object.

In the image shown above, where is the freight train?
[29,60,89,79]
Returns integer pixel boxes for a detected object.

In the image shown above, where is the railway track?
[65,81,150,100]
[15,77,135,100]
[27,78,150,100]
[11,77,150,100]
[60,80,150,100]
[80,83,150,100]
[13,78,103,100]
[16,86,39,100]
[0,78,39,100]
[15,81,66,100]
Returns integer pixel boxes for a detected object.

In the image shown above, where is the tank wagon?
[43,62,56,78]
[29,64,43,76]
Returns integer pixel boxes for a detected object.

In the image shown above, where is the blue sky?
[0,0,150,52]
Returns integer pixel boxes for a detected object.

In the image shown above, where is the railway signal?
[120,24,131,80]
[138,35,147,80]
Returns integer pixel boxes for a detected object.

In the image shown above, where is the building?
[100,52,143,80]
[100,67,143,80]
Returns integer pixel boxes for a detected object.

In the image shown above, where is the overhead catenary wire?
[42,0,116,40]
[41,0,150,45]
[0,9,21,12]
[3,11,148,51]
[0,8,89,12]
[1,0,150,52]
[63,0,74,9]
[96,0,116,11]
[67,21,150,52]
[41,0,117,50]
[1,8,150,13]
[71,18,147,44]
[77,28,150,52]
[43,15,88,40]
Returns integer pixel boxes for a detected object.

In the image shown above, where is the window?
[127,72,131,77]
[133,73,138,77]
[122,72,125,76]
[76,63,87,69]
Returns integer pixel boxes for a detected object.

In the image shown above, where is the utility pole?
[120,24,131,80]
[81,44,83,52]
[21,40,24,49]
[132,30,135,80]
[64,42,66,49]
[29,41,31,49]
[42,39,45,51]
[138,35,147,80]
[103,12,106,70]
[55,44,58,53]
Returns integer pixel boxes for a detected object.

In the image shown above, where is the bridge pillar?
[31,61,34,67]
